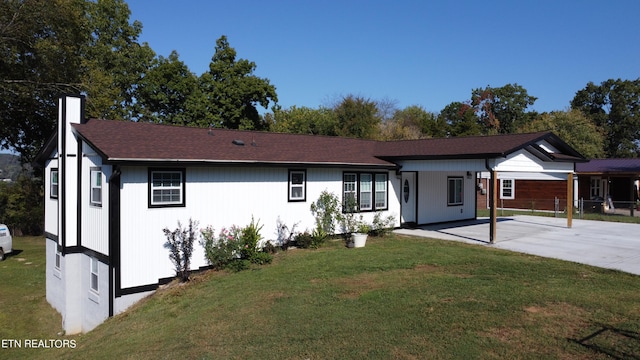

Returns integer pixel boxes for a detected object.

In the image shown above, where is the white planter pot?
[351,233,368,248]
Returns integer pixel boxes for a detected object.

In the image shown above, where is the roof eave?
[103,158,399,170]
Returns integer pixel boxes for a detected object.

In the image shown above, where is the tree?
[196,35,278,130]
[571,79,640,157]
[2,172,44,235]
[518,109,605,159]
[379,105,440,140]
[0,0,87,162]
[438,102,483,137]
[267,106,337,136]
[82,0,155,120]
[472,83,537,134]
[333,95,380,139]
[135,51,198,125]
[0,0,154,162]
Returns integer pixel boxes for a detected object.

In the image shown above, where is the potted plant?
[352,218,370,248]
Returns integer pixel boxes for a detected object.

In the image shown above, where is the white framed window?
[500,179,515,199]
[149,169,185,207]
[50,169,58,199]
[375,174,388,209]
[90,257,99,293]
[90,168,102,206]
[447,177,464,206]
[288,170,306,202]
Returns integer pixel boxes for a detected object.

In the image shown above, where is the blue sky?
[127,0,640,114]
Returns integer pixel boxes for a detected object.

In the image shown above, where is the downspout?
[485,158,496,244]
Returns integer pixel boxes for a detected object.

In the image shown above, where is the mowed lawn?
[3,234,640,359]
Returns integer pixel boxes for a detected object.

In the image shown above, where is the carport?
[377,131,586,242]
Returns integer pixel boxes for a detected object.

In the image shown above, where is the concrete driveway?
[394,215,640,276]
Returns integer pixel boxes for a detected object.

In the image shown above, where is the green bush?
[251,251,273,265]
[163,218,198,281]
[226,259,251,272]
[201,217,271,272]
[200,225,243,271]
[241,216,263,262]
[310,190,340,236]
[371,212,396,237]
[294,228,327,249]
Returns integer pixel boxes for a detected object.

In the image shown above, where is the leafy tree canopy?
[518,109,605,159]
[471,83,537,134]
[571,78,640,157]
[333,95,380,139]
[438,102,483,137]
[135,50,198,125]
[267,105,337,136]
[195,36,278,130]
[0,0,86,162]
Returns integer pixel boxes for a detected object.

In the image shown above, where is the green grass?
[477,208,640,224]
[3,235,640,359]
[0,237,62,345]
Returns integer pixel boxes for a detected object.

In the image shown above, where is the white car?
[0,224,12,261]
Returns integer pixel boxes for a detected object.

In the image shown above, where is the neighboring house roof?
[35,119,586,167]
[576,158,640,175]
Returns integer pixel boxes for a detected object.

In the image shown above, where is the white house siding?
[80,150,110,255]
[44,157,58,237]
[118,166,400,290]
[494,150,574,173]
[397,159,487,172]
[416,171,476,224]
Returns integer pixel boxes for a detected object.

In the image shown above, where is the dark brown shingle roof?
[375,131,584,161]
[72,119,395,167]
[64,119,584,167]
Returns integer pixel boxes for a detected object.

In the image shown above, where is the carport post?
[490,170,497,243]
[567,172,573,228]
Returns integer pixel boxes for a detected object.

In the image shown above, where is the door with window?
[401,172,416,224]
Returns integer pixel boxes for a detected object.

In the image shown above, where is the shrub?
[201,218,272,272]
[241,216,263,262]
[200,225,243,271]
[310,190,340,236]
[251,251,273,265]
[163,218,198,282]
[295,227,327,249]
[226,259,251,272]
[372,212,396,237]
[294,232,313,249]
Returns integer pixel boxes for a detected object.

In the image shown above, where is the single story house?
[575,158,640,213]
[36,96,586,333]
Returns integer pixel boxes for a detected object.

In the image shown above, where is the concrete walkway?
[394,215,640,276]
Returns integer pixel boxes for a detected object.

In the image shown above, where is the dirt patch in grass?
[332,272,388,299]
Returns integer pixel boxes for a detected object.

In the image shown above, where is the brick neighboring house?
[576,158,640,212]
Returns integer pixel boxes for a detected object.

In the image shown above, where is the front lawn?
[3,235,640,359]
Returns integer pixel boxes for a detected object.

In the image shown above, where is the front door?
[401,172,416,224]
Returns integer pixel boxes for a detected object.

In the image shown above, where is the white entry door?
[401,172,416,224]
